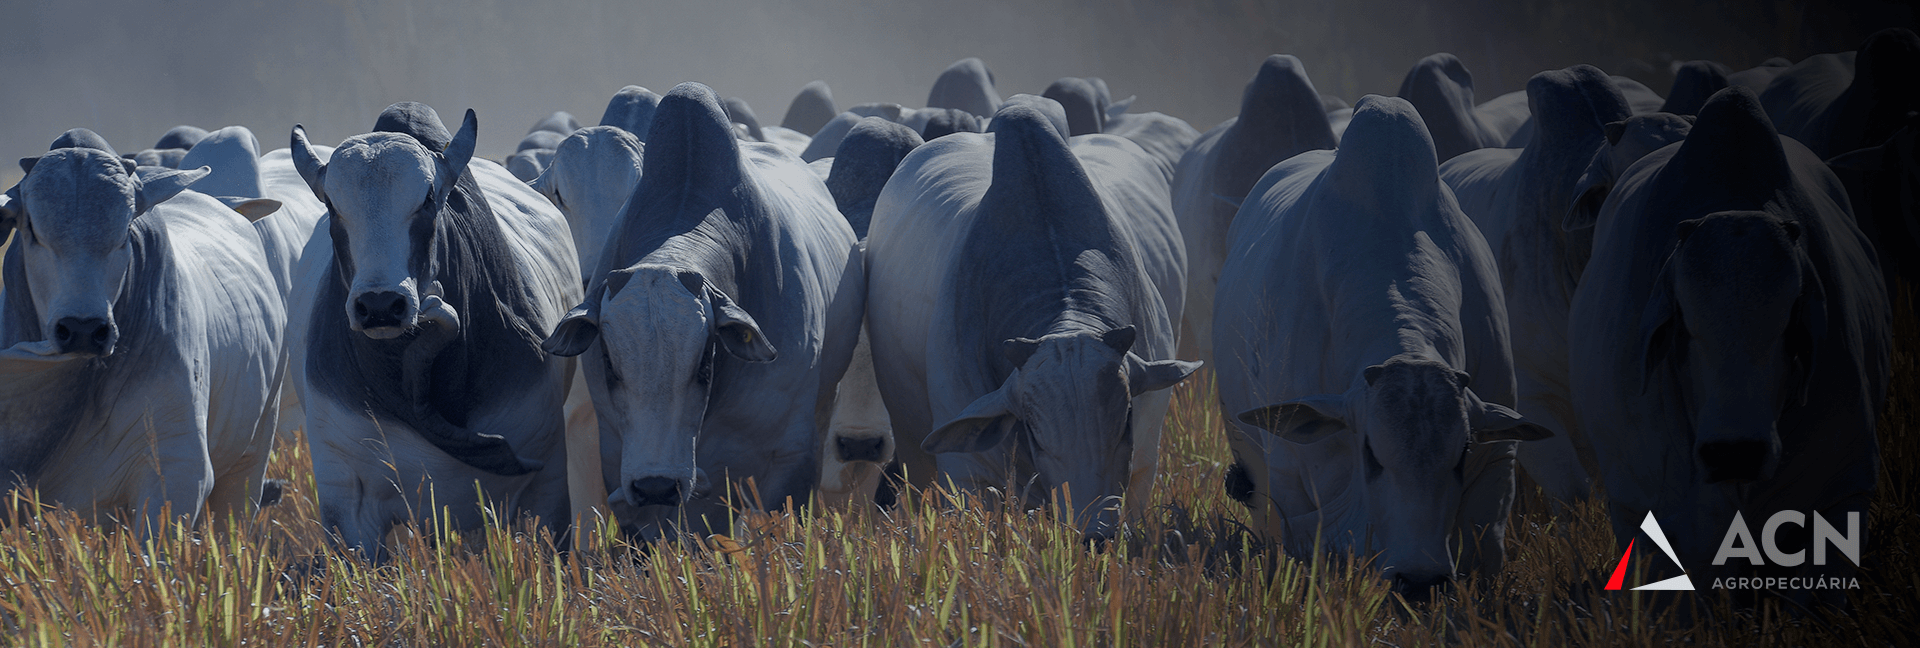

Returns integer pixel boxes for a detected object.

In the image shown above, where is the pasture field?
[0,285,1912,647]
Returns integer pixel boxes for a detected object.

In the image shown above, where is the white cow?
[288,102,581,559]
[1216,97,1548,599]
[0,134,284,532]
[866,103,1199,540]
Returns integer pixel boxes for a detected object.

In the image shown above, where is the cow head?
[543,262,773,521]
[290,110,478,339]
[1640,212,1822,485]
[12,145,208,357]
[1237,356,1549,597]
[529,126,645,279]
[923,326,1201,541]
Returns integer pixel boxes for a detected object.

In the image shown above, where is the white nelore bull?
[1215,97,1548,600]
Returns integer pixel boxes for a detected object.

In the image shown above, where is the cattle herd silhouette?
[1,27,1912,603]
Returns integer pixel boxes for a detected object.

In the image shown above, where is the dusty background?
[1,0,1914,184]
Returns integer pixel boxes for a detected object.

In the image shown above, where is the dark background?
[2,0,1913,183]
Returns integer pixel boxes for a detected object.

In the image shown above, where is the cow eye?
[602,347,622,386]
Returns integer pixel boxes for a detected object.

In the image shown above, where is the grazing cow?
[817,117,923,508]
[865,104,1199,541]
[1396,53,1507,163]
[287,102,581,558]
[1437,65,1634,503]
[1568,88,1889,592]
[600,85,662,142]
[1218,96,1547,599]
[1760,28,1919,159]
[1172,54,1338,363]
[542,83,862,539]
[926,57,1001,119]
[0,133,284,532]
[1661,60,1732,116]
[782,80,839,136]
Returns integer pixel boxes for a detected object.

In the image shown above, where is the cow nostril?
[54,324,72,343]
[91,326,111,345]
[354,302,368,318]
[629,477,682,507]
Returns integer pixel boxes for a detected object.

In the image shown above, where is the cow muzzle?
[1389,570,1454,603]
[349,289,418,338]
[52,316,116,357]
[834,434,890,463]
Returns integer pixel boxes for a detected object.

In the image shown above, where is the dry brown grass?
[0,286,1911,646]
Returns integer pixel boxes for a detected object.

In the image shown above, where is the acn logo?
[1605,512,1693,591]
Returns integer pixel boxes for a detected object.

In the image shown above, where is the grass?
[0,286,1912,647]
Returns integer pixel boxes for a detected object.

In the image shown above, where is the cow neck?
[0,218,174,484]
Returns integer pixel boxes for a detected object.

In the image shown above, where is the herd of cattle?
[0,28,1912,598]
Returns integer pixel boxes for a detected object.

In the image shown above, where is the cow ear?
[18,157,38,175]
[1604,120,1628,146]
[924,376,1018,454]
[1785,253,1827,407]
[1100,325,1136,354]
[134,165,211,215]
[438,109,479,201]
[290,125,328,204]
[221,197,283,222]
[542,303,602,357]
[1002,337,1041,367]
[676,268,776,361]
[1126,353,1202,396]
[1564,148,1612,231]
[1466,389,1553,442]
[1237,394,1349,445]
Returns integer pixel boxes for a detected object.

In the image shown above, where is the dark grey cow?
[1569,88,1890,592]
[1661,60,1732,116]
[782,80,838,136]
[600,85,662,142]
[543,83,862,539]
[920,108,983,141]
[1,131,283,532]
[926,57,1001,119]
[1171,54,1338,363]
[1396,53,1507,163]
[866,104,1200,540]
[1043,77,1106,137]
[1437,65,1637,503]
[1760,28,1919,159]
[287,102,581,558]
[1217,96,1547,598]
[723,97,765,142]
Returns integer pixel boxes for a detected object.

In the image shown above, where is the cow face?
[545,264,774,522]
[12,148,205,357]
[290,112,478,339]
[1642,212,1821,485]
[924,326,1200,541]
[1238,356,1548,598]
